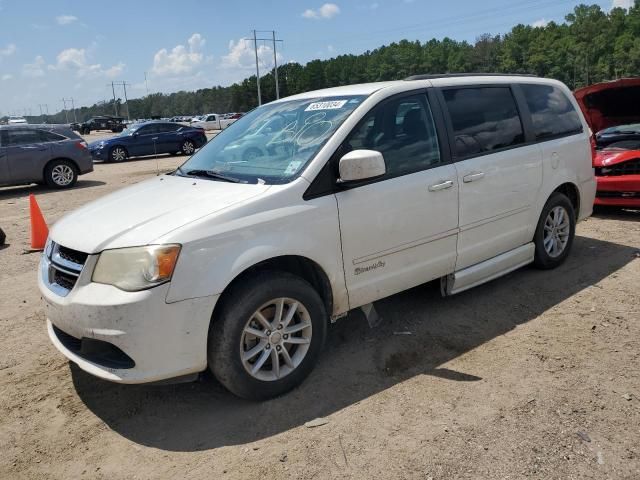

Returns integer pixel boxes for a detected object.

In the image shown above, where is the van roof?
[277,74,565,102]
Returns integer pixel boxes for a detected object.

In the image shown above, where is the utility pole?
[60,98,69,123]
[273,30,279,99]
[38,104,49,123]
[245,30,283,105]
[144,72,149,95]
[111,81,131,121]
[69,97,77,123]
[110,81,118,116]
[61,97,77,123]
[253,30,262,106]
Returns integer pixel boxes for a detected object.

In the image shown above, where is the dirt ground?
[0,133,639,479]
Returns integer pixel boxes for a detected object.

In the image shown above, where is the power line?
[295,0,578,49]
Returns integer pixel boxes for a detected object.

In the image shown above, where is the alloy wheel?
[51,164,74,186]
[240,297,312,381]
[111,147,126,162]
[543,205,570,258]
[183,141,195,154]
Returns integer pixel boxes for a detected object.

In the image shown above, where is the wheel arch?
[43,157,79,180]
[552,182,580,218]
[109,144,129,159]
[211,255,334,326]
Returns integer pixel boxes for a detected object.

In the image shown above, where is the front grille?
[596,158,640,176]
[45,242,88,296]
[57,245,88,266]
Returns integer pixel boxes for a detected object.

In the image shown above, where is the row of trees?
[14,2,640,124]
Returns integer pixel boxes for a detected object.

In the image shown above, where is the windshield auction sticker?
[305,100,348,111]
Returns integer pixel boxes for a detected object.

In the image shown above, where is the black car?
[72,116,125,135]
[595,123,640,149]
[88,121,208,162]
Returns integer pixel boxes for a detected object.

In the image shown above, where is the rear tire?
[44,160,78,189]
[181,139,195,155]
[208,271,327,400]
[533,192,576,269]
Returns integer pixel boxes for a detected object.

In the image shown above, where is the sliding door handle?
[463,172,485,183]
[428,180,453,192]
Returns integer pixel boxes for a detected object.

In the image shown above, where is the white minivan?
[39,75,596,399]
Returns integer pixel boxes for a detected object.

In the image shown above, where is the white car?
[39,75,596,399]
[191,113,237,131]
[8,116,27,124]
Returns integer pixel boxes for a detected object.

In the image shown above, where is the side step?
[441,243,535,296]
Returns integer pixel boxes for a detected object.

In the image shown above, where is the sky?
[0,0,634,117]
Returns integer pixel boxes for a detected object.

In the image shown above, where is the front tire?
[44,160,78,189]
[533,192,576,269]
[208,271,328,400]
[109,146,127,163]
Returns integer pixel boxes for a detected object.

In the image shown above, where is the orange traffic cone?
[29,194,49,250]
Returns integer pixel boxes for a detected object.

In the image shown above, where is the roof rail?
[404,73,538,81]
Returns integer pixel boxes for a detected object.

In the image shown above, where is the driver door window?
[345,94,441,177]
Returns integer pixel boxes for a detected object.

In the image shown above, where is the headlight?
[92,244,181,292]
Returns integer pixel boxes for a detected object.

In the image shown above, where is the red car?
[575,78,640,208]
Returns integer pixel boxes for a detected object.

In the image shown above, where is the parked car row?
[1,79,637,211]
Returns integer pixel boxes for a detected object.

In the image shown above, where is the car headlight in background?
[92,244,181,291]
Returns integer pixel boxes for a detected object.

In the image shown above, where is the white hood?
[50,174,270,253]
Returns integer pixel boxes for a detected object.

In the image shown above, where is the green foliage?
[18,2,640,124]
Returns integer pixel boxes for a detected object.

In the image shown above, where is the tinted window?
[521,84,583,140]
[6,129,42,146]
[344,94,441,177]
[443,87,524,158]
[136,125,159,135]
[157,123,180,133]
[39,130,66,142]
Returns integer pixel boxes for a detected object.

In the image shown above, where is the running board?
[441,243,535,296]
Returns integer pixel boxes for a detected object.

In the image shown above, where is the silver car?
[0,124,93,189]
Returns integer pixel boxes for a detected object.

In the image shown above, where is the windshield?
[176,95,366,184]
[117,127,135,137]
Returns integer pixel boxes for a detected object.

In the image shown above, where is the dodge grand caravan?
[39,75,596,399]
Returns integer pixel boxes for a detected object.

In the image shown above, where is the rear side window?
[39,130,66,142]
[157,123,180,133]
[443,87,524,158]
[521,84,583,140]
[6,129,42,146]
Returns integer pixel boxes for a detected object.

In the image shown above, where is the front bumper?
[39,250,218,384]
[89,146,108,161]
[594,174,640,207]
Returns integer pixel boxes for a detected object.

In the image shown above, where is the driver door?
[335,92,459,308]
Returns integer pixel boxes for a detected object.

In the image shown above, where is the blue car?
[88,121,207,162]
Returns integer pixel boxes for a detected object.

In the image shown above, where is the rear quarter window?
[521,84,583,140]
[39,130,67,142]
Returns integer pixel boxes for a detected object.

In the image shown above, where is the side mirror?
[338,149,386,183]
[132,132,138,137]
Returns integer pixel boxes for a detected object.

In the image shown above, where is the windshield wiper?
[183,169,244,183]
